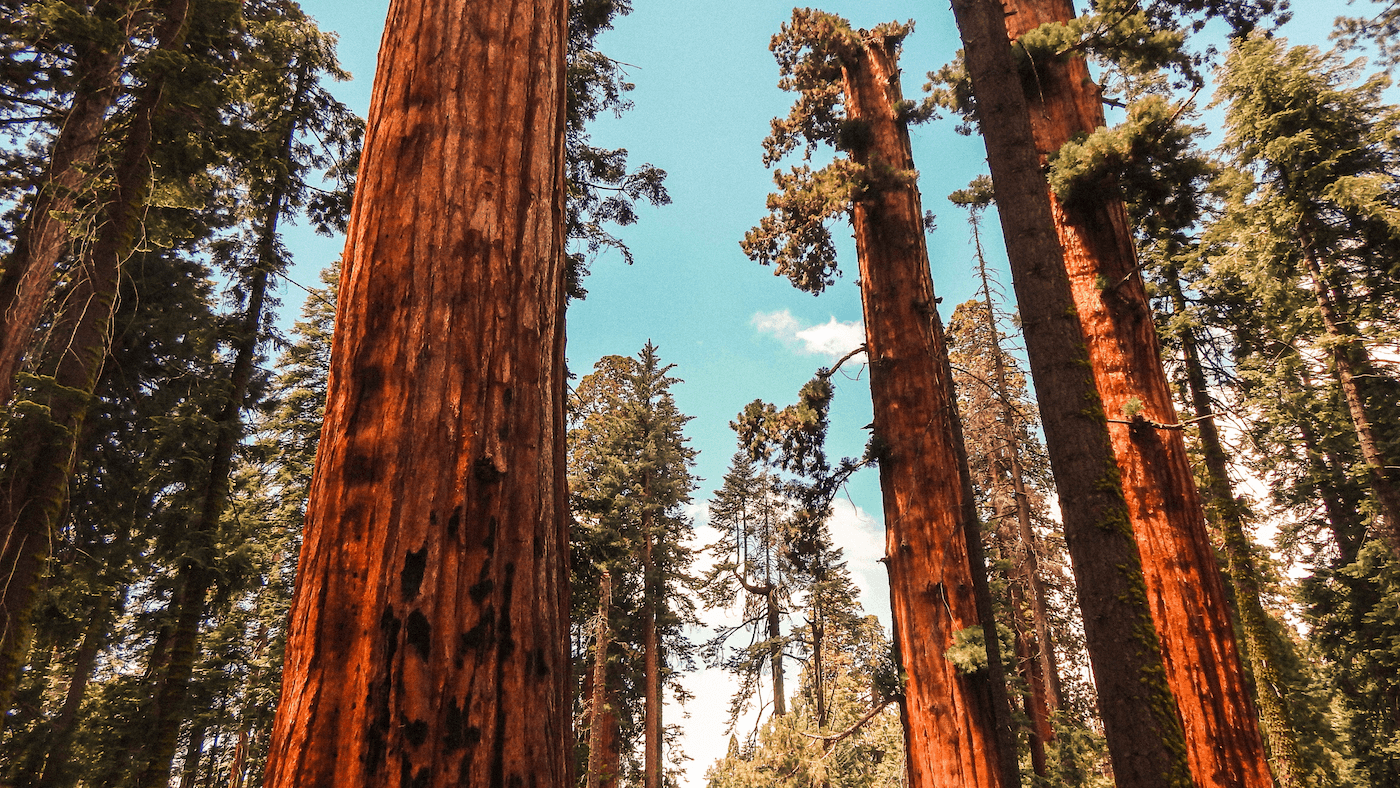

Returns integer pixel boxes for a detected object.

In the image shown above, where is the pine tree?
[569,344,698,788]
[701,452,796,727]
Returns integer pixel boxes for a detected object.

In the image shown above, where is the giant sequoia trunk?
[947,2,1195,786]
[837,29,1018,788]
[0,0,131,408]
[261,1,571,786]
[0,0,192,716]
[1165,272,1303,788]
[987,2,1273,786]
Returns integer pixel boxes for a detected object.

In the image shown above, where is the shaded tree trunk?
[767,588,785,717]
[1164,273,1303,788]
[0,0,191,716]
[948,2,1194,786]
[260,1,571,786]
[987,2,1274,785]
[1299,225,1400,556]
[642,509,662,788]
[836,28,1018,788]
[34,590,120,788]
[133,63,311,788]
[585,572,613,788]
[0,0,131,408]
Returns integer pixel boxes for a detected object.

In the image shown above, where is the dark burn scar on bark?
[344,450,379,483]
[444,697,482,753]
[474,455,505,483]
[365,607,401,775]
[406,609,431,660]
[533,647,550,677]
[404,718,429,747]
[448,505,461,537]
[400,758,430,788]
[459,607,494,661]
[401,547,428,599]
[469,577,494,604]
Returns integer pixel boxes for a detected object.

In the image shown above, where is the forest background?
[259,1,1370,786]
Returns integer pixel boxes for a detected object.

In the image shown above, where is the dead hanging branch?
[798,695,901,744]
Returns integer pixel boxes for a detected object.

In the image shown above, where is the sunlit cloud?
[751,309,866,361]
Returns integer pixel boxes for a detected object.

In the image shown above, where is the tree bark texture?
[261,1,570,787]
[1298,225,1400,556]
[1166,274,1303,788]
[35,590,117,788]
[0,0,131,409]
[0,0,191,718]
[838,29,1017,788]
[948,2,1195,786]
[995,2,1273,785]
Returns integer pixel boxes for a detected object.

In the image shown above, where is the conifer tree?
[742,12,1018,786]
[569,345,698,788]
[944,3,1281,785]
[701,452,796,725]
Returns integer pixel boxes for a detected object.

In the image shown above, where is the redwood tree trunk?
[838,28,1017,788]
[261,1,571,786]
[0,0,191,716]
[0,0,130,408]
[948,2,1195,786]
[1166,273,1303,788]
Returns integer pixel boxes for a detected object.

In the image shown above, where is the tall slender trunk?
[1298,225,1400,556]
[34,589,120,788]
[261,1,571,784]
[983,2,1274,785]
[833,27,1017,788]
[0,0,132,409]
[1166,272,1305,788]
[1289,364,1364,565]
[0,0,192,716]
[948,2,1194,786]
[134,63,310,788]
[973,222,1063,724]
[642,508,662,788]
[223,621,271,788]
[176,720,209,788]
[585,572,612,788]
[767,588,785,716]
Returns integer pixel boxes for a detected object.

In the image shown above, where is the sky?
[277,1,1358,784]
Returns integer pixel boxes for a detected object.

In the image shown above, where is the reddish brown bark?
[997,2,1272,786]
[261,1,570,787]
[948,2,1194,786]
[0,0,190,716]
[837,28,1017,788]
[642,510,662,788]
[0,0,131,409]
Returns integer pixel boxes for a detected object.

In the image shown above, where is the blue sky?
[279,1,1356,783]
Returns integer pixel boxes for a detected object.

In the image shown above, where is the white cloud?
[825,498,891,628]
[751,309,866,361]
